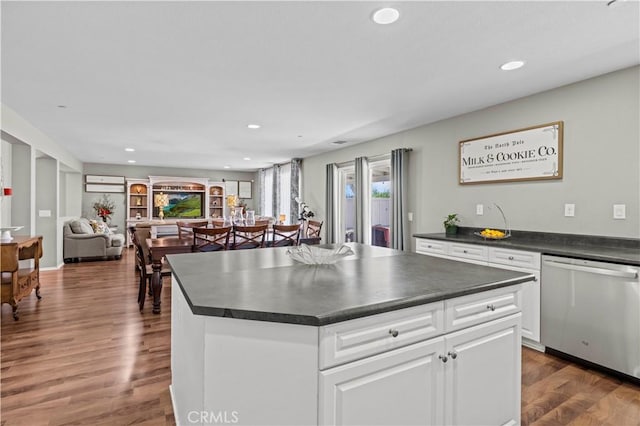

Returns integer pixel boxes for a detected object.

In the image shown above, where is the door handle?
[543,260,638,279]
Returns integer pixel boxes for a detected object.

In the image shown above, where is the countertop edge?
[171,271,533,327]
[413,233,640,266]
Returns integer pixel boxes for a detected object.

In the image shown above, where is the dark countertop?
[414,229,640,266]
[167,243,533,326]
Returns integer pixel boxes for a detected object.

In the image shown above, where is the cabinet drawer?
[319,302,444,370]
[445,286,522,333]
[489,247,540,270]
[416,239,448,256]
[449,243,488,263]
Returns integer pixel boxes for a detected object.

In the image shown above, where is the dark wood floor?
[2,248,639,425]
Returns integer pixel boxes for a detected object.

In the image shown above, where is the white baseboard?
[169,385,181,426]
[523,338,545,352]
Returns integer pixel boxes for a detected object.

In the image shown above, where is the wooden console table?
[1,235,43,320]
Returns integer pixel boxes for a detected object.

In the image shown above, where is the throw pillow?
[90,220,110,235]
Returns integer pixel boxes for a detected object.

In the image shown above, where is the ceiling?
[2,1,639,171]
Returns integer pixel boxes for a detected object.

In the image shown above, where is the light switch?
[564,204,575,217]
[476,204,484,215]
[38,210,51,217]
[613,204,626,219]
[408,212,413,222]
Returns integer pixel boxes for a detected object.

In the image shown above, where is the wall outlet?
[38,210,51,217]
[613,204,626,219]
[476,204,484,215]
[564,203,575,217]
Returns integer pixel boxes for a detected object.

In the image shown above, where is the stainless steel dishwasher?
[541,254,640,380]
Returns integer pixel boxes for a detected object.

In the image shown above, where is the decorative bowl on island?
[286,244,355,265]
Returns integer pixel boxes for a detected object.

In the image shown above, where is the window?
[263,168,273,218]
[279,163,291,223]
[338,165,356,243]
[369,159,391,247]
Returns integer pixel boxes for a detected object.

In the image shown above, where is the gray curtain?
[391,148,410,250]
[290,158,302,222]
[355,156,369,244]
[325,163,338,243]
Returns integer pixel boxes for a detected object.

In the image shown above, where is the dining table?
[146,237,193,314]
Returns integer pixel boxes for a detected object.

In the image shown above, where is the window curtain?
[290,158,302,223]
[391,148,410,250]
[272,164,280,218]
[354,156,369,244]
[325,163,338,243]
[257,169,266,217]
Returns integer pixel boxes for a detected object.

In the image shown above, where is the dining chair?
[254,219,271,226]
[271,224,301,247]
[232,224,268,250]
[177,221,209,239]
[133,227,171,311]
[306,220,323,238]
[192,226,232,252]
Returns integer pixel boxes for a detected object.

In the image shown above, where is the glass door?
[369,159,391,247]
[338,165,356,243]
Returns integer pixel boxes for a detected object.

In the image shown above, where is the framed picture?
[85,175,125,185]
[85,184,125,193]
[459,121,563,184]
[224,180,238,196]
[239,181,253,199]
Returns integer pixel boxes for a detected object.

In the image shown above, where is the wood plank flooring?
[2,247,639,425]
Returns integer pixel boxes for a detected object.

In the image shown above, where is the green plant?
[443,213,460,228]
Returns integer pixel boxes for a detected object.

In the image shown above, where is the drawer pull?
[447,350,458,359]
[508,256,515,260]
[388,329,399,338]
[427,245,432,248]
[438,355,448,363]
[463,250,468,253]
[486,304,496,311]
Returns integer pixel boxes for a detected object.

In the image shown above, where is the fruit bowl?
[474,228,511,240]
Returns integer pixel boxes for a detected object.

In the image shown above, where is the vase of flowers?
[93,194,115,223]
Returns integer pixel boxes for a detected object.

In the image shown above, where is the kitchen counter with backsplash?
[414,228,640,265]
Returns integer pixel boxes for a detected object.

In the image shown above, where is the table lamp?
[154,192,169,221]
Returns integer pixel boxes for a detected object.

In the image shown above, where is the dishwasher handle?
[543,259,638,279]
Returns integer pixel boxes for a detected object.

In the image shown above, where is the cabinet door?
[444,313,521,426]
[488,262,540,343]
[320,338,445,426]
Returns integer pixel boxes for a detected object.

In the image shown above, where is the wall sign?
[459,121,563,184]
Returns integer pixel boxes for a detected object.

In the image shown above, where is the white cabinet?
[416,238,541,348]
[320,337,445,426]
[444,314,521,426]
[319,288,522,426]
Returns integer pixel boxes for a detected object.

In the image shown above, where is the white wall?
[0,140,12,227]
[302,66,640,244]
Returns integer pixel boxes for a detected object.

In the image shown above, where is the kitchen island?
[168,243,534,426]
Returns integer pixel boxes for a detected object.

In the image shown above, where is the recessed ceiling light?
[243,157,251,161]
[125,148,135,152]
[223,165,231,169]
[247,124,261,129]
[500,60,525,71]
[127,160,136,163]
[372,8,400,25]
